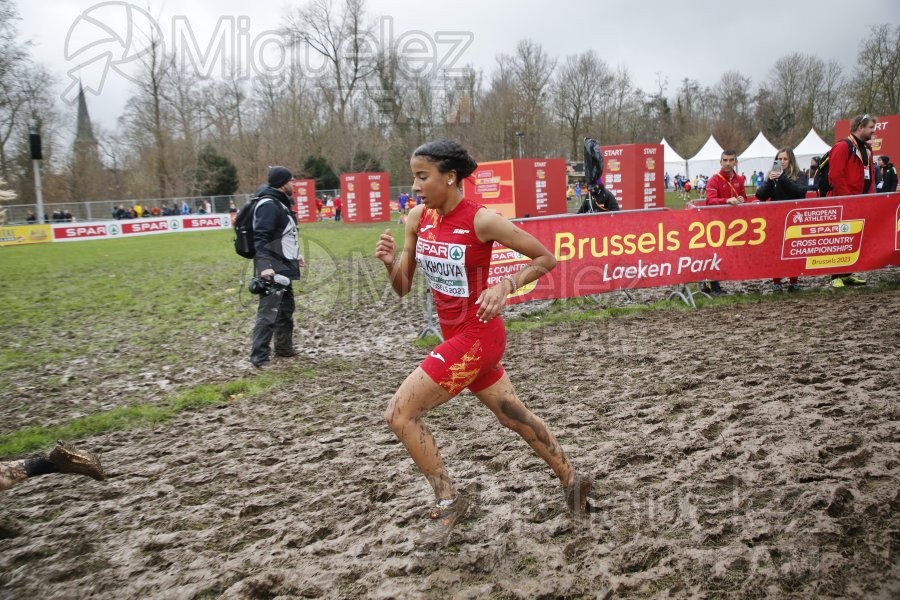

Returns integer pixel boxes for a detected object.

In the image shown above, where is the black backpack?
[814,138,854,198]
[233,196,263,258]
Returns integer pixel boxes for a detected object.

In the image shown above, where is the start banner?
[50,214,232,242]
[490,193,900,304]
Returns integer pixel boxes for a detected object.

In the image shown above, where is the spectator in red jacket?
[699,150,747,295]
[827,114,877,288]
[706,150,747,205]
[829,114,877,198]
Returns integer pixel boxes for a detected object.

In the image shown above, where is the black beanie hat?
[268,166,293,188]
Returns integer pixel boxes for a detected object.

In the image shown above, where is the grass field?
[0,222,405,373]
[0,222,404,456]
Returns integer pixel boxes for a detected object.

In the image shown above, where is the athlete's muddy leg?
[474,373,575,487]
[385,367,455,500]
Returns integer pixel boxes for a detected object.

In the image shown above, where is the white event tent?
[660,138,688,179]
[793,128,832,170]
[738,132,779,179]
[686,135,724,179]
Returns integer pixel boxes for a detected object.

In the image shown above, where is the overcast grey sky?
[15,0,900,135]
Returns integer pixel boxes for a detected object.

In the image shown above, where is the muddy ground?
[1,266,899,599]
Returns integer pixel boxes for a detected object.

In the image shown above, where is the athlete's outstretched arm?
[472,209,557,322]
[375,204,424,297]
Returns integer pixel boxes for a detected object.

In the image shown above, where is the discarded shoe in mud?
[48,440,105,481]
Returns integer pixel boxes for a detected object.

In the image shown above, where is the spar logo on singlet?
[416,238,469,297]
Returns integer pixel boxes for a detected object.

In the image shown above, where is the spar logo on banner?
[415,238,469,297]
[53,223,113,240]
[122,219,169,235]
[782,205,864,269]
[183,216,230,229]
[487,244,535,297]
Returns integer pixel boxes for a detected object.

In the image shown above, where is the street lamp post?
[515,131,524,158]
[30,122,44,224]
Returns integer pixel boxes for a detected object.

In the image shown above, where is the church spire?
[75,82,96,145]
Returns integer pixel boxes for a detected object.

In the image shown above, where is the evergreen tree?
[195,145,238,196]
[302,155,339,190]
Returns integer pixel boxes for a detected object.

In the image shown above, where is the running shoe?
[831,278,845,289]
[564,474,594,515]
[842,275,867,286]
[772,283,784,293]
[416,494,469,547]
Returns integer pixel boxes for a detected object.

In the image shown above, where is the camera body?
[249,274,291,295]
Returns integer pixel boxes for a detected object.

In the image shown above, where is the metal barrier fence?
[1,185,589,225]
[1,186,416,224]
[2,194,253,224]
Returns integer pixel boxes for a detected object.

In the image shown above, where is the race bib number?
[416,239,469,297]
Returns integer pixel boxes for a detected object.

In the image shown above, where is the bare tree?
[710,70,755,150]
[668,78,717,157]
[0,0,58,198]
[813,60,849,137]
[495,39,556,156]
[475,61,519,159]
[119,20,173,198]
[283,0,376,126]
[593,66,638,143]
[850,25,900,116]
[554,50,614,159]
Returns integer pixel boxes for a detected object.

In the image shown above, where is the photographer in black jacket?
[250,166,306,369]
[877,156,897,193]
[577,182,620,213]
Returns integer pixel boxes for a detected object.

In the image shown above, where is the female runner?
[374,139,592,543]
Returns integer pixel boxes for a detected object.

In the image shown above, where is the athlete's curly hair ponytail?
[412,139,478,180]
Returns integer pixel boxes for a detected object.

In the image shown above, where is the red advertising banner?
[466,160,515,215]
[341,172,390,223]
[463,159,566,218]
[51,215,232,242]
[514,158,567,217]
[835,114,898,162]
[601,144,664,210]
[181,215,232,230]
[489,193,900,304]
[292,179,317,223]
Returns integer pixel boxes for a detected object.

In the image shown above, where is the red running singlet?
[415,198,506,395]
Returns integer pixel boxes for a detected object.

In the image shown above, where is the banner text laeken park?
[488,193,900,304]
[3,194,899,304]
